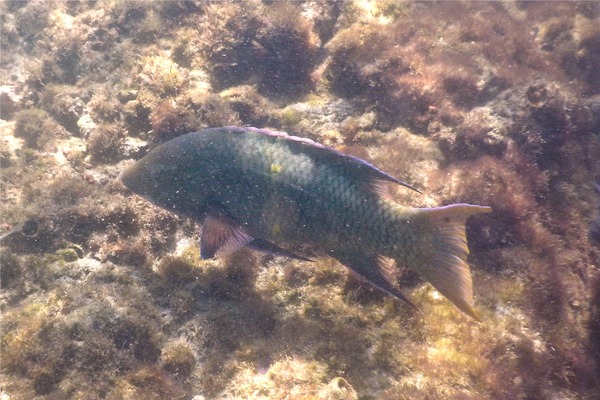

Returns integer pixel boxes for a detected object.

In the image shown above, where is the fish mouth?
[118,165,138,193]
[117,168,130,188]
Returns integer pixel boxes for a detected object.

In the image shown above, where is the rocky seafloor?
[1,1,600,399]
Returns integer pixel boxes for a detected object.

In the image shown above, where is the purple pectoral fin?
[200,215,253,259]
[332,250,419,312]
[199,213,313,261]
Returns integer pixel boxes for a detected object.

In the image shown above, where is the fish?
[119,126,491,319]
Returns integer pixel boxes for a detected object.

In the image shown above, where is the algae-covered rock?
[13,108,67,149]
[1,1,600,399]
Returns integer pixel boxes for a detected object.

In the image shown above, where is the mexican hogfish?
[120,126,491,319]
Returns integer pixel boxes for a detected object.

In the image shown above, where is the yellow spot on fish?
[270,163,282,174]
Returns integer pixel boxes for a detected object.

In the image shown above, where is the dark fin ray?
[332,250,419,312]
[368,179,422,202]
[369,180,395,201]
[368,177,421,196]
[247,239,314,262]
[200,214,253,259]
[416,204,491,321]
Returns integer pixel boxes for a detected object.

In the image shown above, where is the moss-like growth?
[86,123,126,163]
[0,249,22,287]
[55,246,80,262]
[590,275,600,376]
[253,3,319,98]
[39,84,84,134]
[161,341,196,377]
[220,85,272,126]
[0,88,18,120]
[14,0,51,41]
[198,2,264,88]
[106,238,149,267]
[576,19,600,94]
[111,366,186,400]
[123,96,153,136]
[138,55,187,98]
[220,356,328,399]
[149,99,198,143]
[186,92,239,128]
[197,2,319,99]
[87,89,122,123]
[156,255,198,285]
[13,108,66,149]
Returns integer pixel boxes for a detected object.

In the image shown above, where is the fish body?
[120,127,490,319]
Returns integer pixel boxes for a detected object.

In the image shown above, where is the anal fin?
[332,250,418,312]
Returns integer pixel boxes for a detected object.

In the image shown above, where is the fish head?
[119,139,196,212]
[120,130,233,220]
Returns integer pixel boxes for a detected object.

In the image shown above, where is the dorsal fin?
[225,126,421,194]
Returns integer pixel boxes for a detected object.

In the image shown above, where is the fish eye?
[149,164,177,188]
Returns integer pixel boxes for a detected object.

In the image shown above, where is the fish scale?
[120,126,491,319]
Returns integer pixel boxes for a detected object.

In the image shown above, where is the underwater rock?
[575,18,600,95]
[137,55,188,97]
[161,341,196,377]
[40,84,86,135]
[276,97,358,143]
[590,275,600,375]
[0,85,19,120]
[253,3,320,97]
[588,95,600,134]
[197,2,264,88]
[86,123,127,164]
[317,377,358,400]
[590,183,600,246]
[2,1,600,398]
[198,2,319,99]
[450,107,510,159]
[220,85,272,127]
[13,108,68,150]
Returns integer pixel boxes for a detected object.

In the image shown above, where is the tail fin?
[414,204,491,320]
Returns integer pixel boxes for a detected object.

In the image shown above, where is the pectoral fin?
[200,213,314,261]
[200,214,253,259]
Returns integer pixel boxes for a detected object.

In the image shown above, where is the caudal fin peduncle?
[413,204,491,320]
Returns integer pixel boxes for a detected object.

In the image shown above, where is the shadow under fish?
[120,127,491,320]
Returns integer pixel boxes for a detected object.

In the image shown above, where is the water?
[1,1,599,399]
